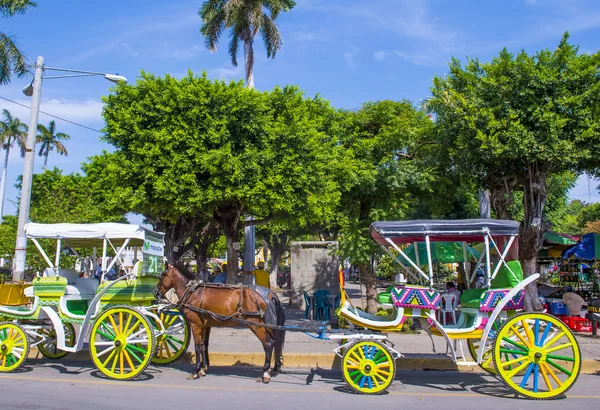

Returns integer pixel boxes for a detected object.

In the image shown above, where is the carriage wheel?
[493,313,581,399]
[38,322,75,359]
[342,341,396,394]
[150,311,190,365]
[467,317,507,374]
[89,307,155,380]
[0,322,29,372]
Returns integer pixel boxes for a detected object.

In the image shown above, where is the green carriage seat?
[377,286,394,305]
[459,260,524,309]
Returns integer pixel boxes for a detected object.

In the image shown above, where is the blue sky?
[0,0,599,219]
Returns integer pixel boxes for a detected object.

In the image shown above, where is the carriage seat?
[64,278,100,300]
[460,260,524,309]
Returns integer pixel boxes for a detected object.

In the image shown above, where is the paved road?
[2,359,599,409]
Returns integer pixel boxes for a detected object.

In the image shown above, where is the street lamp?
[11,56,127,281]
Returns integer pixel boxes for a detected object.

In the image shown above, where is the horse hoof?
[187,373,199,380]
[262,376,271,384]
[200,369,207,377]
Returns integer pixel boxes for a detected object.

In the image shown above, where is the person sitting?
[252,261,270,288]
[446,281,458,294]
[213,264,227,284]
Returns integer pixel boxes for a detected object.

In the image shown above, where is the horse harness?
[173,279,265,324]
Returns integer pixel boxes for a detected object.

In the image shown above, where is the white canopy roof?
[25,222,163,248]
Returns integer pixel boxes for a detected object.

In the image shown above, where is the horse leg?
[248,325,274,384]
[272,331,283,376]
[200,327,210,374]
[187,323,206,380]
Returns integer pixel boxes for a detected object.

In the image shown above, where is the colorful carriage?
[334,219,581,398]
[0,223,189,379]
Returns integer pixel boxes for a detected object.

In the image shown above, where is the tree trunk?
[0,145,10,222]
[358,262,378,314]
[265,231,289,288]
[43,152,48,169]
[478,189,491,218]
[244,39,254,89]
[216,206,242,284]
[519,164,547,312]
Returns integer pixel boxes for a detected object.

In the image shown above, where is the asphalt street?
[1,359,599,410]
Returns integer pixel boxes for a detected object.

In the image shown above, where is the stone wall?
[289,241,339,309]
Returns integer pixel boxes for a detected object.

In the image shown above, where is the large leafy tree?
[428,34,600,310]
[336,100,434,313]
[199,0,296,88]
[0,109,27,221]
[36,120,69,169]
[0,0,36,84]
[94,72,340,283]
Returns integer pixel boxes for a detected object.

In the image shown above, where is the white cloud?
[374,50,388,62]
[0,98,104,128]
[209,67,243,81]
[160,45,204,61]
[343,43,360,70]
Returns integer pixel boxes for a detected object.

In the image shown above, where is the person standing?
[252,261,270,289]
[213,264,227,284]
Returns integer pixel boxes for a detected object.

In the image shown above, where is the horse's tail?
[270,293,286,364]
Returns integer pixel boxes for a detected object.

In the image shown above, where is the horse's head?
[154,265,177,300]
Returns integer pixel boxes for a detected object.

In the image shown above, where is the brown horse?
[154,264,285,382]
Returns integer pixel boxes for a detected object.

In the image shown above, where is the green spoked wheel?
[89,307,155,380]
[0,322,29,372]
[342,341,396,394]
[150,311,190,365]
[38,322,75,359]
[493,313,581,399]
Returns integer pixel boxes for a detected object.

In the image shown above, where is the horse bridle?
[153,267,169,300]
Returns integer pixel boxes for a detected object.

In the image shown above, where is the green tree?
[336,100,434,313]
[36,120,69,169]
[428,34,600,310]
[0,109,27,221]
[0,0,36,84]
[199,0,296,88]
[94,72,340,283]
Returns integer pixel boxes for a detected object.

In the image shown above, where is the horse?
[154,264,285,383]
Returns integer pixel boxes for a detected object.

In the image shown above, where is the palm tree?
[199,0,296,89]
[36,121,69,169]
[0,1,37,84]
[0,109,27,221]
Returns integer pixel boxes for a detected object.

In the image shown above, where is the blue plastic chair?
[314,290,332,321]
[334,293,341,310]
[303,291,314,319]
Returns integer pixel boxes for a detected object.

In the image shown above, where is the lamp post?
[12,56,127,281]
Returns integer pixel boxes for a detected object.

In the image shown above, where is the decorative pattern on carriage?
[479,289,524,312]
[391,286,440,310]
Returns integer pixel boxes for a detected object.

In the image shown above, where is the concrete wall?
[289,241,339,309]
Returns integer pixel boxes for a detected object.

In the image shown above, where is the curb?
[27,348,600,375]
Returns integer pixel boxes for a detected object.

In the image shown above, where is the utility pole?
[12,56,44,281]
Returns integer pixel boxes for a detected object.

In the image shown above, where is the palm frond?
[55,132,70,141]
[260,14,282,58]
[228,30,240,67]
[0,32,28,84]
[200,0,227,51]
[54,141,68,155]
[0,0,37,18]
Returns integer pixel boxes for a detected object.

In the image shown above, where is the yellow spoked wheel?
[493,313,581,399]
[38,322,75,359]
[90,307,155,380]
[342,341,396,395]
[150,311,190,365]
[0,322,29,372]
[468,318,508,374]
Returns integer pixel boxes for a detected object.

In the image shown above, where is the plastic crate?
[560,316,593,333]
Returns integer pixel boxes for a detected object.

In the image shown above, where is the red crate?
[559,315,593,333]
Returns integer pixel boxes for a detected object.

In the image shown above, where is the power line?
[0,95,102,133]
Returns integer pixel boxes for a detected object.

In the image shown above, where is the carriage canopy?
[370,219,520,245]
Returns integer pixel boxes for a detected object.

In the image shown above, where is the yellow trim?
[430,327,483,339]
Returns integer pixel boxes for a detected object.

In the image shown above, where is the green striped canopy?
[402,241,480,265]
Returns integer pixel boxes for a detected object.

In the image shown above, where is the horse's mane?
[173,262,196,280]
